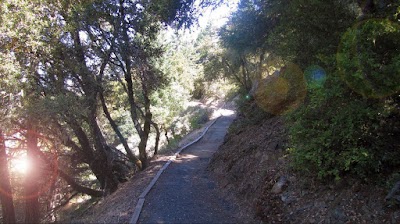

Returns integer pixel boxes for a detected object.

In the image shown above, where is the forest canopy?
[0,0,228,222]
[0,0,399,223]
[204,0,399,180]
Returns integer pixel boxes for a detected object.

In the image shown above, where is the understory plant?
[287,72,399,180]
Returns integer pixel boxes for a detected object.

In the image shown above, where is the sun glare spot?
[218,109,236,116]
[11,155,31,174]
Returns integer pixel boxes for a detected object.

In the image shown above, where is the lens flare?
[254,63,307,115]
[11,155,30,174]
[19,153,59,200]
[305,65,326,87]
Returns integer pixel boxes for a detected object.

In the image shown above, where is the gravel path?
[138,113,240,224]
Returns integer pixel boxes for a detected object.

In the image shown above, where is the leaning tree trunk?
[73,29,120,195]
[0,129,16,224]
[66,116,119,195]
[124,62,146,170]
[99,89,141,168]
[96,49,141,170]
[88,112,119,195]
[118,2,150,170]
[65,119,105,184]
[24,127,41,224]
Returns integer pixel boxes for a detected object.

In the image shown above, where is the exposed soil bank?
[209,112,400,223]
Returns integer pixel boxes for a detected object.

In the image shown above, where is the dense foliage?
[0,0,220,222]
[1,0,399,222]
[210,0,400,180]
[286,1,400,180]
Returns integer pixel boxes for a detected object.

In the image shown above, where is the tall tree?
[0,130,16,224]
[0,0,222,221]
[203,0,285,91]
[24,126,41,224]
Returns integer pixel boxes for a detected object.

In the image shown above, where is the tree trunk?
[65,119,105,182]
[241,56,251,91]
[137,76,153,169]
[99,90,141,168]
[25,128,41,224]
[152,122,160,156]
[138,117,151,169]
[57,169,103,197]
[257,50,266,80]
[163,126,170,144]
[118,1,149,170]
[65,119,94,162]
[73,29,119,194]
[86,103,119,195]
[0,129,16,224]
[123,58,146,170]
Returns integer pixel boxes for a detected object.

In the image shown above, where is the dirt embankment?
[209,111,400,223]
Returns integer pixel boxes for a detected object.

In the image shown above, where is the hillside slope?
[208,103,400,223]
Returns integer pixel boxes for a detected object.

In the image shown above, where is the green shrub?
[225,92,272,137]
[192,78,206,99]
[337,19,400,99]
[286,16,400,181]
[287,73,400,180]
[189,108,209,129]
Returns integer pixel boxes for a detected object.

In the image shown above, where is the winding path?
[138,112,240,224]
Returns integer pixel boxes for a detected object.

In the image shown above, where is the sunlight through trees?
[0,0,230,222]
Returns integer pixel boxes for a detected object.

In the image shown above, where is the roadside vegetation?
[0,0,236,222]
[0,0,399,223]
[206,0,400,222]
[205,0,399,183]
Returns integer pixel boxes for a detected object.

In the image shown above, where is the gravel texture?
[138,114,241,224]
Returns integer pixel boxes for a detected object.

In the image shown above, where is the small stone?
[271,176,288,194]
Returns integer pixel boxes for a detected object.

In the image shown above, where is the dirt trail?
[138,113,241,224]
